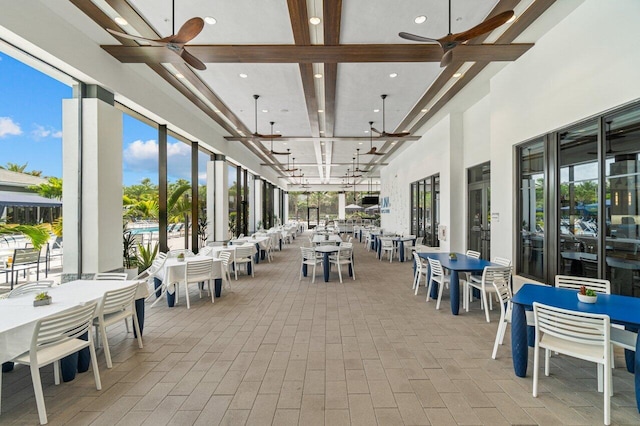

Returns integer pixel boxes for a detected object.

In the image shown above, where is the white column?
[213,155,228,240]
[338,192,346,219]
[254,177,263,229]
[63,94,122,276]
[206,160,215,241]
[273,187,280,226]
[284,192,289,223]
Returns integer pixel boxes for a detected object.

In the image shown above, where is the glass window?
[605,108,640,295]
[410,175,439,247]
[197,149,209,248]
[167,135,192,250]
[518,139,545,280]
[228,164,237,237]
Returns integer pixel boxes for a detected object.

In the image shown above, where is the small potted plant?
[177,252,185,262]
[449,252,457,261]
[33,292,52,307]
[577,286,597,303]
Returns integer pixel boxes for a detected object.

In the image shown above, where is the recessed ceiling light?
[204,16,217,25]
[506,14,516,23]
[175,73,185,79]
[359,142,363,145]
[392,141,397,144]
[314,73,323,79]
[114,16,128,26]
[318,109,324,113]
[373,109,380,113]
[239,73,248,78]
[262,109,268,113]
[214,109,221,113]
[421,109,428,113]
[389,73,398,78]
[414,15,427,24]
[309,16,321,25]
[364,130,369,133]
[282,142,287,144]
[319,130,325,134]
[453,72,463,78]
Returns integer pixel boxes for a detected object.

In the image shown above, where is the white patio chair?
[465,266,512,322]
[329,246,355,283]
[7,280,55,298]
[532,302,611,425]
[198,246,214,257]
[218,251,233,289]
[426,258,451,310]
[380,238,395,262]
[2,302,101,425]
[300,247,321,283]
[93,282,143,368]
[490,279,535,359]
[167,249,194,258]
[181,258,215,309]
[93,272,128,281]
[233,246,255,278]
[401,235,417,260]
[412,252,428,295]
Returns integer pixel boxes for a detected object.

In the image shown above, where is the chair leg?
[604,359,611,425]
[251,261,254,277]
[426,278,433,302]
[532,344,540,397]
[311,264,316,284]
[351,262,355,280]
[544,349,550,376]
[132,307,144,349]
[337,263,343,283]
[209,280,215,304]
[100,323,113,369]
[482,292,491,323]
[435,281,445,310]
[492,318,506,359]
[53,360,60,385]
[88,336,102,390]
[185,282,191,309]
[30,365,48,425]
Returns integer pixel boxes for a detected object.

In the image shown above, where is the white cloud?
[0,117,22,138]
[31,124,62,141]
[123,139,193,181]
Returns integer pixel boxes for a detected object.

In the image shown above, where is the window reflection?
[410,174,439,247]
[519,140,545,280]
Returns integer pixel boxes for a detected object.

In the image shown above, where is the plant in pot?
[137,241,159,274]
[33,291,52,307]
[123,230,139,277]
[449,252,457,261]
[177,252,185,262]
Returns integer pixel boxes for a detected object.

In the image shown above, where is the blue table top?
[417,252,495,272]
[513,284,640,328]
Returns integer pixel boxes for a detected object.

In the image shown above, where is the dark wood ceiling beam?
[226,136,419,142]
[287,0,320,137]
[105,0,161,39]
[323,0,342,139]
[101,43,532,64]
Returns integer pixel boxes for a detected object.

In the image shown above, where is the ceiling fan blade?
[365,147,385,156]
[106,28,166,46]
[253,133,281,139]
[170,17,205,44]
[384,131,410,137]
[180,48,206,70]
[452,10,514,42]
[271,150,291,156]
[440,49,453,67]
[370,127,384,135]
[398,32,441,44]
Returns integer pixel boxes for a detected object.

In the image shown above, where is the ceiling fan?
[355,149,370,173]
[107,1,206,71]
[587,121,626,155]
[371,95,411,138]
[283,150,299,172]
[365,122,386,156]
[399,0,514,67]
[349,157,363,178]
[250,95,290,155]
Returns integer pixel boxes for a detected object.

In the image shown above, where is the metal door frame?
[468,172,491,259]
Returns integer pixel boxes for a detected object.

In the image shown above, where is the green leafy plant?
[34,291,50,301]
[177,252,185,260]
[122,230,139,269]
[136,241,159,273]
[0,224,50,250]
[579,286,596,297]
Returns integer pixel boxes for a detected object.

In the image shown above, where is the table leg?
[377,238,382,259]
[261,249,266,261]
[511,303,528,378]
[450,271,460,315]
[429,267,438,300]
[635,333,640,411]
[134,298,145,336]
[323,252,330,282]
[279,239,283,251]
[349,254,354,277]
[247,261,253,276]
[399,241,405,262]
[167,285,176,307]
[302,263,308,277]
[254,243,260,264]
[214,278,222,297]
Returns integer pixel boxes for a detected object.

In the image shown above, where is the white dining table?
[0,279,148,364]
[312,234,343,245]
[152,255,225,307]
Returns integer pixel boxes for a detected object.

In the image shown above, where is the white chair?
[466,250,481,259]
[555,275,637,366]
[94,283,143,368]
[379,238,395,262]
[532,302,611,425]
[402,235,417,260]
[329,246,355,283]
[492,256,512,266]
[167,249,194,258]
[461,250,482,294]
[300,247,322,283]
[233,246,255,278]
[7,280,55,298]
[181,258,215,309]
[218,251,233,289]
[2,302,101,425]
[94,272,128,281]
[426,258,451,310]
[412,252,428,295]
[490,279,535,359]
[465,266,512,322]
[199,246,214,257]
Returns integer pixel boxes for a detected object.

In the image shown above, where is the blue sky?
[0,51,209,186]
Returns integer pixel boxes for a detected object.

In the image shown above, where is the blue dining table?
[512,284,640,411]
[416,252,496,315]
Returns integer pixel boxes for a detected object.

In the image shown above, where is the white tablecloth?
[312,234,343,244]
[154,255,225,294]
[0,279,147,364]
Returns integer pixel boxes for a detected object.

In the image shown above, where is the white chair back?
[94,272,128,281]
[301,247,317,262]
[219,251,232,267]
[235,246,254,259]
[33,301,97,351]
[492,256,512,266]
[427,258,444,277]
[199,246,214,257]
[481,266,512,286]
[8,280,55,298]
[185,259,214,283]
[555,275,610,294]
[100,283,138,316]
[534,302,610,348]
[466,250,481,259]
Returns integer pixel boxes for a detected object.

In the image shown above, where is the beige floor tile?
[299,394,325,426]
[374,407,406,426]
[272,409,299,425]
[395,392,430,425]
[325,380,349,409]
[278,380,303,409]
[324,408,351,426]
[348,394,377,426]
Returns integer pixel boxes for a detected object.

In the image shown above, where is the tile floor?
[1,232,639,425]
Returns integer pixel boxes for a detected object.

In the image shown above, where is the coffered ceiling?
[69,0,555,189]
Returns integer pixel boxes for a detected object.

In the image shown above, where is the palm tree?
[0,224,50,250]
[28,177,62,199]
[0,162,42,176]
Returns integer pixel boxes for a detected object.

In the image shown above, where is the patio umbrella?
[345,203,362,210]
